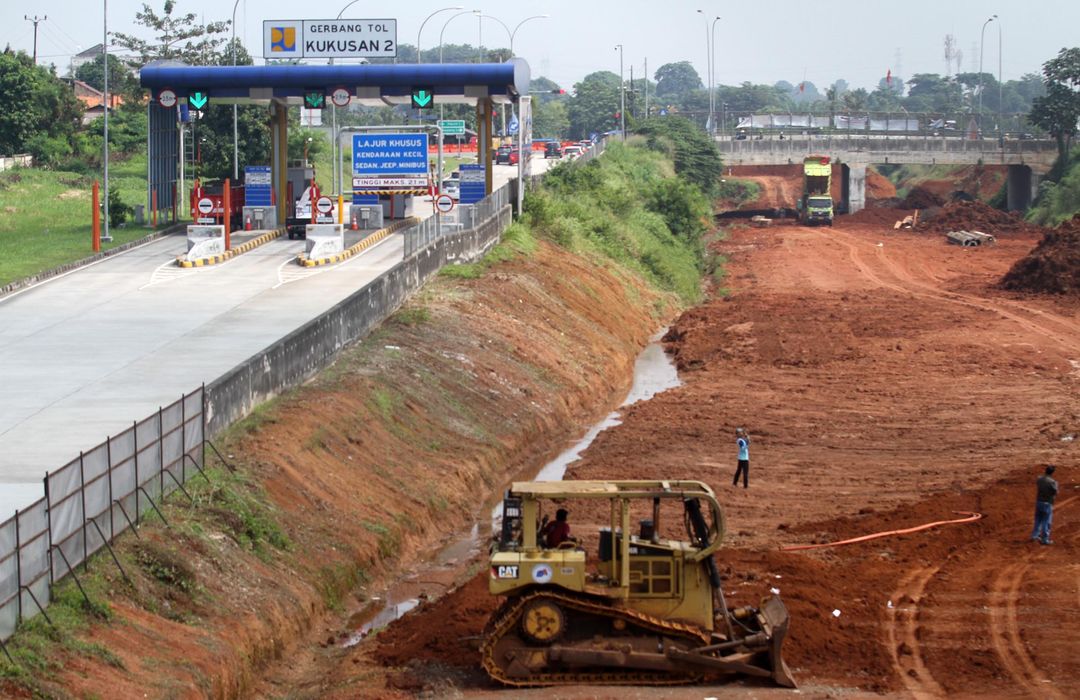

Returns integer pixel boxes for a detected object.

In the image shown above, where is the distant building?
[69,44,104,77]
[68,79,124,124]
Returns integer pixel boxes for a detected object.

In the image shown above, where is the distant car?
[508,148,521,165]
[563,145,583,159]
[495,145,513,164]
[441,179,460,201]
[544,142,563,158]
[448,170,461,180]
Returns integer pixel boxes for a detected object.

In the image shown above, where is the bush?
[25,133,72,169]
[526,140,706,302]
[107,187,131,228]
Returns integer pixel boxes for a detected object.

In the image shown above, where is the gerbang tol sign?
[263,19,397,59]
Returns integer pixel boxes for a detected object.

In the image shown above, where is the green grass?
[0,153,172,287]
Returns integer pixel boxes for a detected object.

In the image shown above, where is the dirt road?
[362,220,1079,697]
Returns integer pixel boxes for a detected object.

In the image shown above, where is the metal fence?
[0,387,208,645]
[403,182,511,258]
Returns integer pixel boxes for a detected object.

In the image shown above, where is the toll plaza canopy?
[139,59,529,224]
[139,60,530,105]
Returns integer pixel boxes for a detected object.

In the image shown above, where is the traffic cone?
[244,214,252,231]
[350,212,359,231]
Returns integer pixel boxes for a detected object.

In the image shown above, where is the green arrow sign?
[411,87,434,109]
[304,90,325,109]
[189,91,208,109]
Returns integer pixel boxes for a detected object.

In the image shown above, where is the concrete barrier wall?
[205,205,513,436]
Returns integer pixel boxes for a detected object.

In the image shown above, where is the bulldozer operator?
[540,508,575,548]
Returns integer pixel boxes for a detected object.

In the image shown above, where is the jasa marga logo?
[270,27,296,52]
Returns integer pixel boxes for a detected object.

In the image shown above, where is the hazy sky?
[4,1,1079,93]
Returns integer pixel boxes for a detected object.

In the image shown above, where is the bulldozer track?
[885,565,946,700]
[480,589,711,687]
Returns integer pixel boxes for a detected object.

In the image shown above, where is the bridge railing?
[715,135,1057,160]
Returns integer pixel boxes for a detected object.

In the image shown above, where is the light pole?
[417,6,464,63]
[230,0,241,181]
[977,14,996,132]
[478,15,514,136]
[509,15,549,55]
[102,0,111,241]
[439,10,480,121]
[696,11,719,134]
[331,0,366,196]
[997,20,1003,143]
[710,16,720,134]
[615,44,625,138]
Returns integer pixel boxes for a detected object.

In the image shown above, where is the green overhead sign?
[188,90,209,109]
[411,86,434,109]
[438,119,465,135]
[304,90,326,109]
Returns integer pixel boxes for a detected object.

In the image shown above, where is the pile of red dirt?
[865,169,897,200]
[900,186,944,209]
[918,200,1040,234]
[837,206,917,227]
[372,574,497,669]
[1001,215,1080,294]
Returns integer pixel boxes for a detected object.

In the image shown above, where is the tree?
[76,53,138,98]
[637,117,722,197]
[567,71,620,138]
[840,88,869,112]
[112,1,229,66]
[654,61,702,98]
[0,49,83,159]
[533,100,568,139]
[1029,47,1080,162]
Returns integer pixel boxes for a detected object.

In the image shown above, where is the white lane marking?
[140,259,193,289]
[274,255,323,289]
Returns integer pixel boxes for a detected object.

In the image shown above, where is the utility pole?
[644,57,648,120]
[24,15,47,64]
[616,44,625,139]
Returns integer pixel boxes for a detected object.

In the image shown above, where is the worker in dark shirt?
[541,508,573,548]
[1030,465,1059,545]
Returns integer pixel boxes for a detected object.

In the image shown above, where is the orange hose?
[780,511,983,551]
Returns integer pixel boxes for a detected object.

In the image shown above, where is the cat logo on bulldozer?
[493,565,519,579]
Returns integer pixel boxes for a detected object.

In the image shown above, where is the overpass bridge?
[715,135,1058,212]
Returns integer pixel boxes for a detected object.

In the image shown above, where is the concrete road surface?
[0,156,556,518]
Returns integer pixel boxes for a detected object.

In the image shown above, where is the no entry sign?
[316,196,334,214]
[197,197,214,214]
[435,194,455,213]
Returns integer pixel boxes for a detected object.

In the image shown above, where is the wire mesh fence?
[0,387,207,643]
[403,182,512,258]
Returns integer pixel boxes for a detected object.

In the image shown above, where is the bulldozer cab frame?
[496,481,725,582]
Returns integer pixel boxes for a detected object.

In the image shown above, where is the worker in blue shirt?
[733,428,750,488]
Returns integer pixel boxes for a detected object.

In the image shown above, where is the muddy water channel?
[341,330,680,646]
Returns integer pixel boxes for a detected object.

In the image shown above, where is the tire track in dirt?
[983,494,1078,700]
[825,229,1080,351]
[987,559,1065,699]
[885,565,946,699]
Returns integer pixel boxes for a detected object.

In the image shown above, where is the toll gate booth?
[140,60,530,229]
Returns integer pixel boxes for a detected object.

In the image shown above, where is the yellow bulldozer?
[482,480,795,687]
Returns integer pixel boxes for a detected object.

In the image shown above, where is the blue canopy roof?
[140,60,529,105]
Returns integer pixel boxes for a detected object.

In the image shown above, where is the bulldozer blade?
[759,595,797,688]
